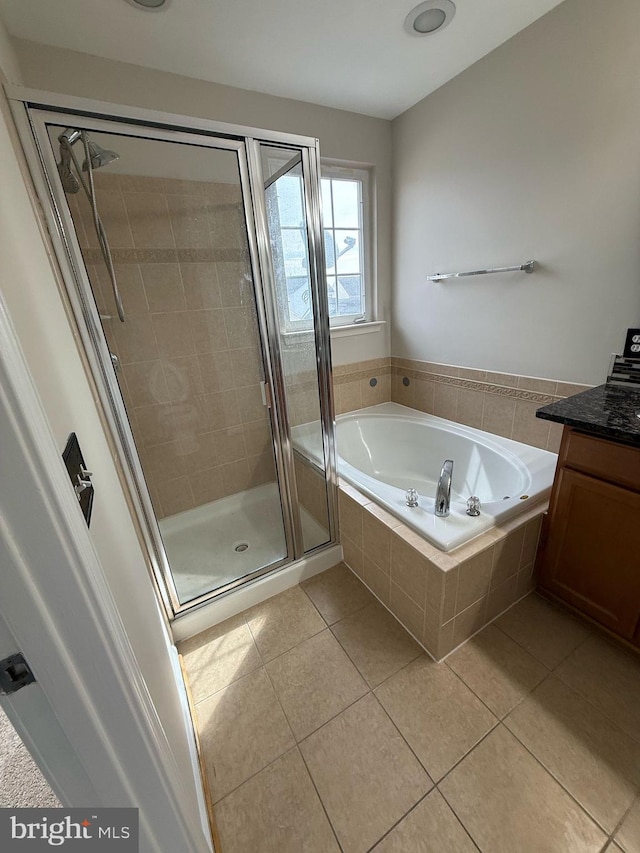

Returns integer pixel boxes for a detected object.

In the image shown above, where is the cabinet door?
[538,467,640,639]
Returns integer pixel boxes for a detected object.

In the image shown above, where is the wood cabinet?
[536,427,640,646]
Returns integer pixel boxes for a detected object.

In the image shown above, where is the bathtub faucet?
[435,459,454,518]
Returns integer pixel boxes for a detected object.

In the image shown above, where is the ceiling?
[0,0,565,119]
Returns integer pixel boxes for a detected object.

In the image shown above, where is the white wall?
[0,23,203,823]
[391,0,640,385]
[14,39,393,366]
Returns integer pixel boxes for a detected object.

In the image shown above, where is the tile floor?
[179,563,640,853]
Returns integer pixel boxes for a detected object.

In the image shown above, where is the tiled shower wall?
[331,356,591,453]
[68,173,275,519]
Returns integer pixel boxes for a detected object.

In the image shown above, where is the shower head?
[57,128,119,185]
[82,139,119,171]
[57,144,80,194]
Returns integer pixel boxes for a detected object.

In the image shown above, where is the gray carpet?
[0,705,60,807]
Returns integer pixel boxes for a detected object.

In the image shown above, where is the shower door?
[20,103,335,617]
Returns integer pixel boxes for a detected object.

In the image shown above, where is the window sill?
[330,320,386,338]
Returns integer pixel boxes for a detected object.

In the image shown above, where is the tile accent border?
[338,479,547,661]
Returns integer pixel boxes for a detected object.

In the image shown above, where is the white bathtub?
[293,402,557,552]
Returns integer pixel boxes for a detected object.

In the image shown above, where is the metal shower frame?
[6,85,339,623]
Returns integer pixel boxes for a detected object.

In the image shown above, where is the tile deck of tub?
[179,564,640,853]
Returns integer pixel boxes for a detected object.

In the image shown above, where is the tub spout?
[435,459,453,518]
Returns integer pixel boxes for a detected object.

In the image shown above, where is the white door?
[0,289,213,852]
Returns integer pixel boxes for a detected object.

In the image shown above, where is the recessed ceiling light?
[125,0,169,10]
[404,0,456,36]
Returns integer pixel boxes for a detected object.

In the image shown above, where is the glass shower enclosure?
[15,93,337,619]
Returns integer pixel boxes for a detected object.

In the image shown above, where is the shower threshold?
[159,481,328,605]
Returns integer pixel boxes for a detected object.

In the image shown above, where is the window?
[321,166,370,327]
[267,161,372,332]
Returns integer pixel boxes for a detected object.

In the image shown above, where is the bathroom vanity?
[535,384,640,649]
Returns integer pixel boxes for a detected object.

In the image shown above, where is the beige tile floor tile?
[245,586,326,662]
[215,748,340,853]
[178,614,261,703]
[301,562,374,624]
[446,624,547,718]
[555,635,640,742]
[266,629,368,741]
[197,667,294,801]
[300,694,431,853]
[495,593,591,668]
[372,790,477,853]
[440,725,606,853]
[506,675,640,832]
[331,601,422,687]
[616,798,640,852]
[375,655,497,781]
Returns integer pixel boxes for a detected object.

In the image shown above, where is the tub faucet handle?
[405,488,419,508]
[466,496,481,517]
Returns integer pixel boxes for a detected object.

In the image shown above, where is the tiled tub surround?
[180,568,640,853]
[67,173,276,519]
[339,481,545,660]
[330,356,591,453]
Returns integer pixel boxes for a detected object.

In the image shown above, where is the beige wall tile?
[217,261,255,308]
[152,311,195,358]
[189,467,225,505]
[97,263,148,315]
[485,575,519,622]
[224,305,258,349]
[414,378,435,413]
[111,314,159,363]
[389,582,425,640]
[456,387,484,429]
[481,393,516,439]
[133,402,177,447]
[166,193,211,250]
[236,384,266,423]
[122,359,168,406]
[230,347,263,388]
[456,548,493,613]
[342,534,364,578]
[189,308,229,353]
[520,515,543,567]
[391,372,416,408]
[361,373,391,407]
[433,382,458,420]
[390,537,428,607]
[154,475,194,517]
[546,421,564,452]
[363,510,391,572]
[363,556,391,606]
[511,399,551,449]
[220,459,252,494]
[453,597,488,647]
[141,263,186,312]
[163,354,204,401]
[181,262,221,309]
[197,351,234,394]
[124,191,175,248]
[492,526,525,587]
[339,491,363,549]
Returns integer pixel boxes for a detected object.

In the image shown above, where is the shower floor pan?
[159,481,328,605]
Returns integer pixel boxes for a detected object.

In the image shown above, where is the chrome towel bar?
[426,260,536,282]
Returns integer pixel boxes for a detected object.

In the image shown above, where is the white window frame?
[320,163,373,328]
[269,160,374,334]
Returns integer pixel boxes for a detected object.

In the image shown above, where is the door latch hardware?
[0,653,36,695]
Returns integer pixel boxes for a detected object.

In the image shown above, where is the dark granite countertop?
[537,383,640,446]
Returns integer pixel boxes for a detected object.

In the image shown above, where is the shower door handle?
[260,380,272,409]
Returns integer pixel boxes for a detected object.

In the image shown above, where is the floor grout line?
[186,577,640,852]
